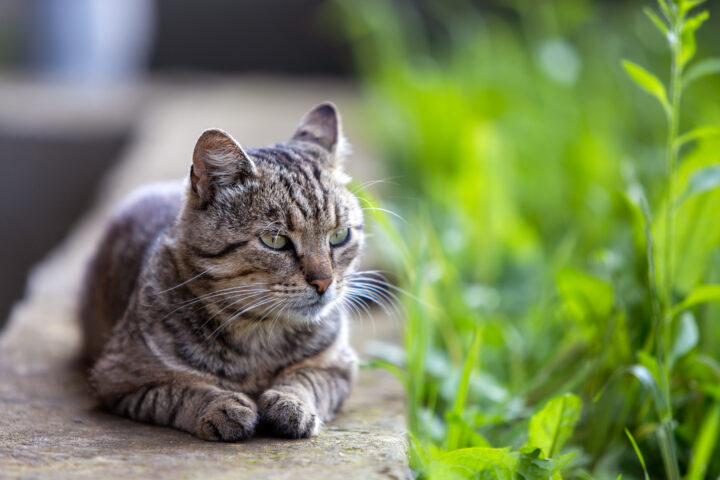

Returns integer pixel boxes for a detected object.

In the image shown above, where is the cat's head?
[177,103,364,325]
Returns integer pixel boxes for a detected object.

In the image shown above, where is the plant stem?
[664,9,682,348]
[658,5,684,480]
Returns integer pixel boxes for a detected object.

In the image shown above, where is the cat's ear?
[191,128,257,204]
[292,102,346,156]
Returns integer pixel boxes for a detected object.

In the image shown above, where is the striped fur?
[81,103,362,441]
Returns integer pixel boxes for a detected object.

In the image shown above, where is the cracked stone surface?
[0,77,408,479]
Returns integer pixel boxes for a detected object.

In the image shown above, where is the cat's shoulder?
[99,181,185,253]
[113,181,184,219]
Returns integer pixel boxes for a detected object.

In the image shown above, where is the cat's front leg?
[99,380,258,441]
[258,364,355,439]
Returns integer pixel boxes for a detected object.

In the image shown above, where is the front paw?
[259,389,321,439]
[197,391,258,442]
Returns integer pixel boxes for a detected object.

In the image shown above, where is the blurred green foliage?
[331,0,720,478]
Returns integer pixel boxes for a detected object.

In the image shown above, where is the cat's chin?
[281,301,337,324]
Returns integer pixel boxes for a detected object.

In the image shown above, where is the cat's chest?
[165,317,340,392]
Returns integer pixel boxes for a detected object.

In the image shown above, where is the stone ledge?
[0,77,408,479]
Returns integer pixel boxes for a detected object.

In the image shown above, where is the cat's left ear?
[292,102,347,163]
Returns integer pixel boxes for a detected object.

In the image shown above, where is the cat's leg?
[259,349,357,439]
[106,382,258,441]
[90,344,258,442]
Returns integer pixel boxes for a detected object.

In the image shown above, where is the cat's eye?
[329,228,350,247]
[260,233,288,250]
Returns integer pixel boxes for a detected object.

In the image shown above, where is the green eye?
[329,228,350,247]
[260,233,288,250]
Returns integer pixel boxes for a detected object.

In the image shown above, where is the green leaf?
[676,125,720,147]
[669,312,699,366]
[637,351,661,386]
[627,361,681,479]
[556,267,614,321]
[657,0,673,22]
[679,10,709,67]
[427,447,518,480]
[679,0,707,16]
[526,393,582,458]
[686,402,720,480]
[445,412,491,449]
[516,448,568,480]
[625,428,651,480]
[644,7,669,34]
[628,364,665,419]
[683,57,720,88]
[672,284,720,315]
[622,60,670,115]
[682,8,709,30]
[675,164,720,206]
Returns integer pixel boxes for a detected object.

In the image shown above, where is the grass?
[330,0,720,478]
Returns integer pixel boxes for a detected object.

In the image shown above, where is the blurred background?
[2,1,720,478]
[0,0,354,325]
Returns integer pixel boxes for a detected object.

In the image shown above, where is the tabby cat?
[80,103,366,441]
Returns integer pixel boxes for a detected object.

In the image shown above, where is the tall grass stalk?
[624,1,717,477]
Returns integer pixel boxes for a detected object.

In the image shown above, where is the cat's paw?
[196,391,258,442]
[259,389,321,439]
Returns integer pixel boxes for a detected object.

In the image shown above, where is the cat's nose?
[309,277,333,295]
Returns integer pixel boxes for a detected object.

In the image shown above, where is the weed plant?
[332,0,720,478]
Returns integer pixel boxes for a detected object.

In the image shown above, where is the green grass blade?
[627,364,681,480]
[445,327,482,451]
[686,402,720,480]
[624,428,651,480]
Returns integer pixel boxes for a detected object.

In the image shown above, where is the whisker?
[346,279,403,313]
[205,297,277,341]
[346,286,398,318]
[177,286,269,308]
[153,266,217,295]
[198,291,270,330]
[342,294,377,336]
[346,272,437,310]
[257,300,286,324]
[360,206,406,223]
[344,293,374,318]
[158,287,270,322]
[350,177,399,194]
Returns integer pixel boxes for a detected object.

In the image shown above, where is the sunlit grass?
[334,0,720,478]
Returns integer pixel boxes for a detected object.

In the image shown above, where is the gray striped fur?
[80,103,362,441]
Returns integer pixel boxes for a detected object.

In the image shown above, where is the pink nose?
[310,277,333,294]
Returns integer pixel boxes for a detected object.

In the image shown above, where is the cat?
[80,103,367,441]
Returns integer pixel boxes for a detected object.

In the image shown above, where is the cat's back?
[80,182,184,363]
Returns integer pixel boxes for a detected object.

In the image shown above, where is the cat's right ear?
[190,128,257,206]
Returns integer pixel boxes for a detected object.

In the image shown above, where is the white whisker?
[154,266,217,295]
[205,297,277,341]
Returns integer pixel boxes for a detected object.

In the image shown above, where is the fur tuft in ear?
[292,102,345,155]
[191,128,257,204]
